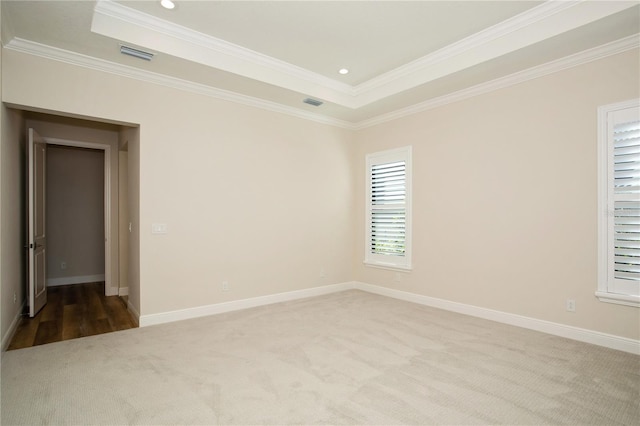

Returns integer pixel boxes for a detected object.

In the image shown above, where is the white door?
[28,128,47,317]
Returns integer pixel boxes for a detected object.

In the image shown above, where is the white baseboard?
[136,280,639,355]
[118,287,129,296]
[46,274,105,287]
[139,282,353,327]
[352,282,640,355]
[2,301,26,352]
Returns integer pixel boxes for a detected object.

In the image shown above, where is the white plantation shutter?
[612,118,640,287]
[371,161,406,256]
[365,147,412,270]
[598,100,640,306]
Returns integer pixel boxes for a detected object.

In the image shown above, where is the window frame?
[597,99,640,307]
[364,146,412,271]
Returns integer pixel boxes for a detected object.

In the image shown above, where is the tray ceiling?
[2,1,639,127]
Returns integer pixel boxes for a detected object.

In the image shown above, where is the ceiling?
[2,1,639,128]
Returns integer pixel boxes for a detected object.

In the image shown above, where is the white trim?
[598,102,612,298]
[43,137,115,296]
[596,99,640,306]
[137,281,639,354]
[118,287,129,296]
[353,282,640,355]
[92,0,355,106]
[353,0,578,97]
[365,146,412,270]
[27,129,37,316]
[363,261,412,273]
[139,282,354,327]
[46,274,106,287]
[352,0,585,103]
[90,0,635,109]
[4,38,354,130]
[595,291,640,307]
[355,35,640,130]
[5,34,637,130]
[1,301,26,352]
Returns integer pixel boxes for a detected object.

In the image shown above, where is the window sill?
[595,291,640,308]
[363,260,412,273]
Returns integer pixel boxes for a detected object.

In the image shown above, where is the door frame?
[28,129,47,317]
[44,137,115,296]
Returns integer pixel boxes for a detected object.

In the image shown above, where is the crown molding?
[94,0,353,93]
[353,0,578,96]
[92,0,357,107]
[351,0,639,107]
[354,34,640,130]
[5,34,638,131]
[91,0,638,111]
[4,38,355,130]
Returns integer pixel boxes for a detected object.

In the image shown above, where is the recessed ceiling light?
[160,0,175,10]
[338,68,349,75]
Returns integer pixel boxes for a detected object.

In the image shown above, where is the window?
[597,99,640,307]
[365,146,412,270]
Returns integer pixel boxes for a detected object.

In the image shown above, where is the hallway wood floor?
[7,282,137,350]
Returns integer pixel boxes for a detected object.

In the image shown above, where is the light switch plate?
[152,223,168,234]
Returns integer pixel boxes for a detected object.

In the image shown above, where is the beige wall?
[0,6,28,345]
[1,48,355,318]
[123,126,140,318]
[136,93,354,315]
[2,44,638,341]
[353,49,640,340]
[46,145,105,283]
[0,105,25,347]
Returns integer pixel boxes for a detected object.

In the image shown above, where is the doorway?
[22,111,128,298]
[7,111,139,348]
[46,144,106,292]
[42,138,114,297]
[1,106,141,351]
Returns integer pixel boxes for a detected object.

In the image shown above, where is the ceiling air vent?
[120,45,154,61]
[303,98,323,107]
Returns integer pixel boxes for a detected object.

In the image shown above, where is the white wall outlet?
[566,299,576,312]
[60,261,67,270]
[13,292,17,304]
[394,272,402,283]
[319,268,326,278]
[222,280,230,292]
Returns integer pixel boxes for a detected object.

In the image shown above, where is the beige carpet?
[1,290,638,425]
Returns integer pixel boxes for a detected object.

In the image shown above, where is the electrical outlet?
[13,292,17,304]
[319,268,326,278]
[566,299,576,312]
[60,261,67,270]
[222,281,230,292]
[394,272,402,283]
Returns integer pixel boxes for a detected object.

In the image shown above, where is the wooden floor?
[7,282,137,350]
